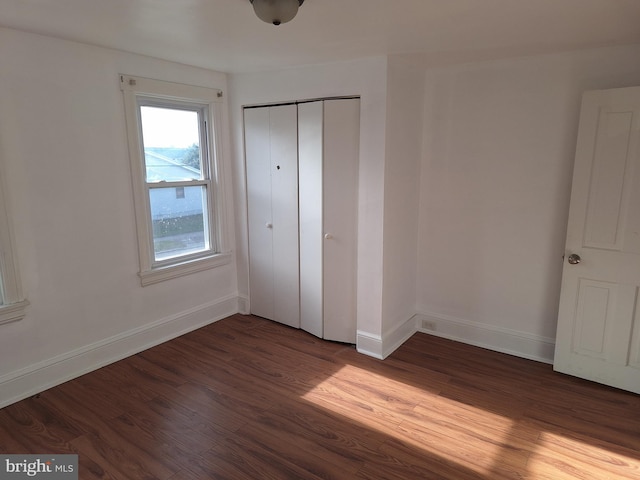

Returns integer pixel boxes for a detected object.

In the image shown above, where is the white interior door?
[245,105,300,328]
[554,86,640,394]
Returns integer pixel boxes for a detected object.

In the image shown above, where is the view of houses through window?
[139,105,210,261]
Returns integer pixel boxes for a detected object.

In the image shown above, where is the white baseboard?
[382,315,419,359]
[356,330,384,359]
[415,311,555,364]
[0,294,241,409]
[237,294,250,315]
[357,315,418,360]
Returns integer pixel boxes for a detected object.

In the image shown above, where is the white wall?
[5,27,637,408]
[0,27,238,407]
[380,56,424,353]
[228,58,389,352]
[416,44,640,362]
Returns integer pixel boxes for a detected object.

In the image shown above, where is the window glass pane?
[149,185,210,261]
[140,106,202,182]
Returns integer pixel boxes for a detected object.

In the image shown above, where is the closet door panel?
[323,99,360,343]
[298,101,324,338]
[245,107,274,320]
[269,105,300,328]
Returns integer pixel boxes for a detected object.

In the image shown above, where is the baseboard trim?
[0,294,241,408]
[237,294,250,315]
[356,331,384,359]
[382,315,419,359]
[415,311,555,364]
[357,315,418,360]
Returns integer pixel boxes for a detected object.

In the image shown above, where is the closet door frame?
[245,97,360,341]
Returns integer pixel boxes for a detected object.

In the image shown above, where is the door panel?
[554,87,640,393]
[583,110,634,250]
[245,107,274,320]
[573,279,616,358]
[323,99,360,344]
[245,105,300,328]
[298,101,324,338]
[269,106,300,328]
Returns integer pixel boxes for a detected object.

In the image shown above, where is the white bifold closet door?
[245,98,359,344]
[299,99,359,343]
[245,104,300,328]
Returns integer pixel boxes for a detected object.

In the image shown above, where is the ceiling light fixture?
[250,0,305,26]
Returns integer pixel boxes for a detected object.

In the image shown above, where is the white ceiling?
[1,0,639,73]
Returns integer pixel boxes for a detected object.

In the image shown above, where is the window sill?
[139,251,232,286]
[0,299,29,325]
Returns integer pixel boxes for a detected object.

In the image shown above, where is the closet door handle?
[266,222,273,229]
[324,233,333,240]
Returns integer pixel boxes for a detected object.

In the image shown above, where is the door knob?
[324,233,333,240]
[567,253,581,265]
[266,222,273,229]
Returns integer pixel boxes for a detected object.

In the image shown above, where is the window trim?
[0,156,28,324]
[120,75,231,286]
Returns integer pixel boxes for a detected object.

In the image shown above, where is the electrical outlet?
[421,320,436,331]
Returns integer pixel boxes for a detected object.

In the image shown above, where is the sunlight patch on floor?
[526,431,640,479]
[300,364,519,477]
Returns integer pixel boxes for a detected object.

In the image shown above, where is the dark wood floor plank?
[357,437,489,480]
[235,418,360,478]
[238,400,379,475]
[76,455,124,480]
[114,354,188,395]
[261,397,388,458]
[174,381,268,426]
[1,313,638,479]
[84,361,158,404]
[0,395,84,445]
[200,434,326,480]
[70,432,170,480]
[0,397,83,455]
[111,411,211,469]
[0,422,28,453]
[38,389,178,479]
[115,409,211,458]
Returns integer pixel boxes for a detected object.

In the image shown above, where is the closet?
[244,98,360,343]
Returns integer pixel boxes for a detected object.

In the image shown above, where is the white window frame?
[0,157,28,325]
[120,75,231,286]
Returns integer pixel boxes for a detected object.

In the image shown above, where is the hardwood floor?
[1,314,639,479]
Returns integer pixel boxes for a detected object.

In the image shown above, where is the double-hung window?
[121,75,230,285]
[0,160,28,324]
